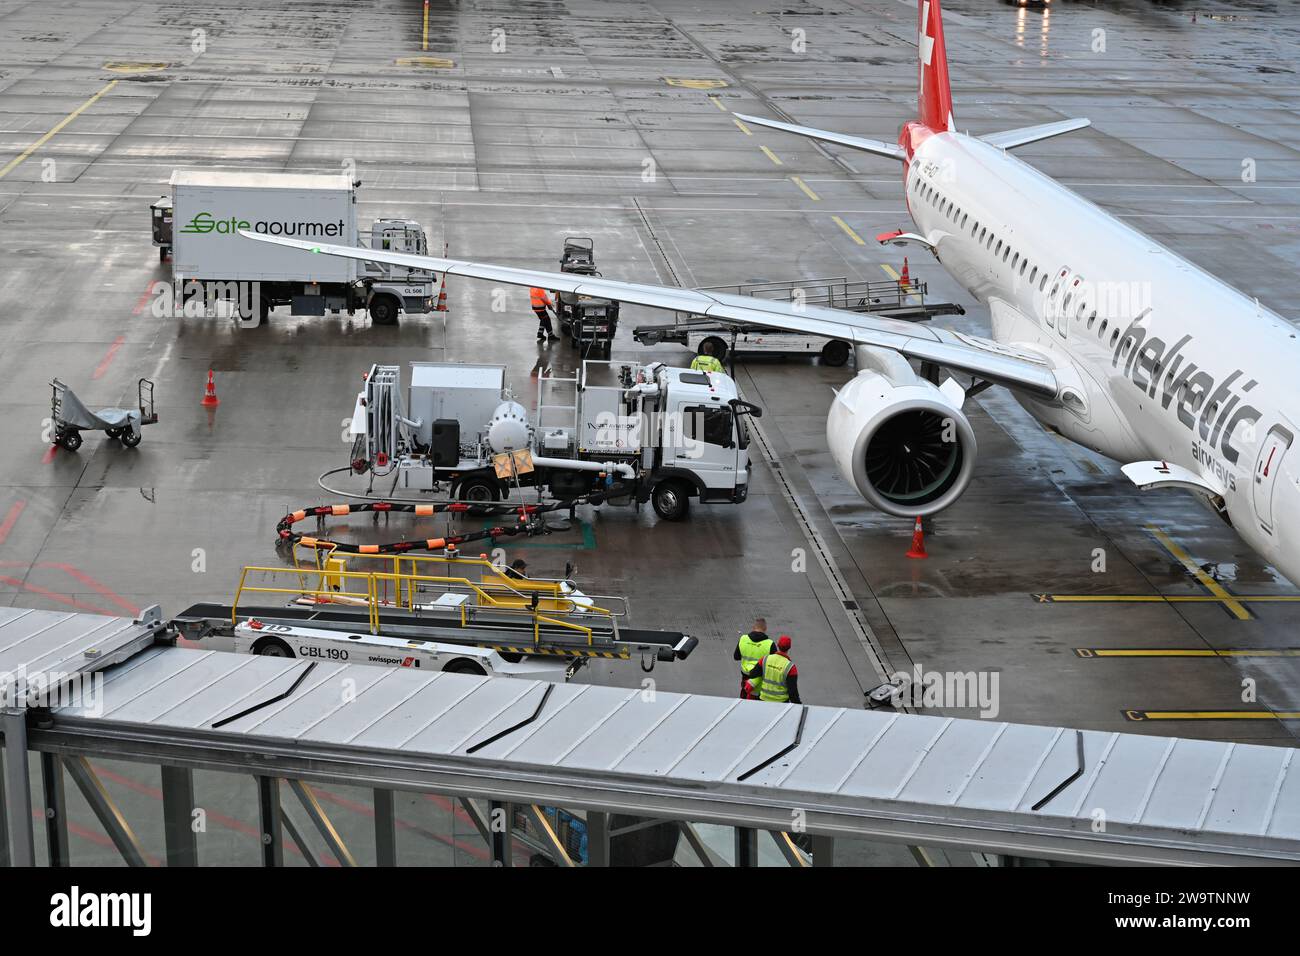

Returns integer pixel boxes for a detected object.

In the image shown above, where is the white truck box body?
[408,362,506,444]
[170,169,357,283]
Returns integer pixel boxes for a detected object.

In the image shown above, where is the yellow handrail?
[233,565,610,642]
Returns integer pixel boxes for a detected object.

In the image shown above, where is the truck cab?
[640,364,759,519]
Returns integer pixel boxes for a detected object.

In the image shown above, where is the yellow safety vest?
[759,654,793,703]
[738,633,774,693]
[690,355,724,373]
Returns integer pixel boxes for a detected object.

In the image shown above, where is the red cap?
[777,635,792,651]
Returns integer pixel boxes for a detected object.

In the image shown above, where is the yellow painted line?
[103,61,167,74]
[733,118,752,135]
[831,215,866,244]
[422,0,429,50]
[1077,647,1300,658]
[789,176,819,201]
[761,146,783,166]
[396,56,454,68]
[663,77,727,89]
[1148,525,1250,620]
[708,95,728,112]
[1045,594,1300,604]
[1125,710,1300,721]
[0,79,117,181]
[880,261,921,303]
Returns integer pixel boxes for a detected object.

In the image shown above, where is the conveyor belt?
[174,603,697,660]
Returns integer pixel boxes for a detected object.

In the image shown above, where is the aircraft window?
[995,240,1003,255]
[961,213,968,228]
[1003,246,1011,262]
[1029,266,1037,282]
[979,227,986,241]
[1110,330,1120,346]
[1122,339,1133,355]
[1063,293,1073,310]
[972,221,979,237]
[1049,283,1060,299]
[1077,300,1087,317]
[1087,310,1097,329]
[1019,259,1028,276]
[1039,274,1048,291]
[1012,253,1019,269]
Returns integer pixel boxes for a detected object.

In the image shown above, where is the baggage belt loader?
[353,359,762,521]
[173,552,698,681]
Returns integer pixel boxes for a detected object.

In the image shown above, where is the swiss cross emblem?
[920,2,935,65]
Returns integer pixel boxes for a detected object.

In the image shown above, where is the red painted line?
[41,445,57,464]
[0,500,25,545]
[91,335,126,380]
[132,278,156,316]
[0,576,111,614]
[91,765,337,866]
[317,787,531,864]
[46,563,140,615]
[31,808,162,863]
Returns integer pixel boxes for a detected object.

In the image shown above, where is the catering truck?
[352,359,762,520]
[153,170,436,325]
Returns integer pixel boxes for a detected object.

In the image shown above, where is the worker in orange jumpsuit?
[530,287,557,342]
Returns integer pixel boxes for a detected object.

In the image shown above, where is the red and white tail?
[733,0,1089,161]
[917,0,954,132]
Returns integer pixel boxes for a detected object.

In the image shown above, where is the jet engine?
[827,356,977,517]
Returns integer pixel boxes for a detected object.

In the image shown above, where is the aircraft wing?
[239,231,1060,398]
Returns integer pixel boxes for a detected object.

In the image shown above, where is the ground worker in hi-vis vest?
[690,339,725,373]
[755,635,801,704]
[734,617,774,699]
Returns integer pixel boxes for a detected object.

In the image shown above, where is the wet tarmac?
[2,0,1299,864]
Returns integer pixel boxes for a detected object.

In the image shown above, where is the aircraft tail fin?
[917,0,955,132]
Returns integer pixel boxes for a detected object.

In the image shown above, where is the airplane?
[242,0,1300,586]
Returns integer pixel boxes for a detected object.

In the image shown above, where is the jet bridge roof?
[0,607,163,707]
[21,605,1300,866]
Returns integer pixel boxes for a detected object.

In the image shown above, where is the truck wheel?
[820,339,851,367]
[120,429,142,448]
[701,336,728,362]
[652,480,691,521]
[369,295,400,326]
[252,637,294,658]
[455,476,501,502]
[158,246,168,263]
[444,658,487,676]
[58,430,82,452]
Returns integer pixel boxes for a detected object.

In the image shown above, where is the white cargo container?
[157,170,436,325]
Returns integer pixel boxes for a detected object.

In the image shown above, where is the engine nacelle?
[827,368,977,517]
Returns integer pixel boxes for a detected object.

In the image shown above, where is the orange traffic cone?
[906,515,927,559]
[899,256,911,290]
[201,369,219,407]
[436,242,449,312]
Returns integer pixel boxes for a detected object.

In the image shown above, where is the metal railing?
[235,552,627,645]
[689,275,927,314]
